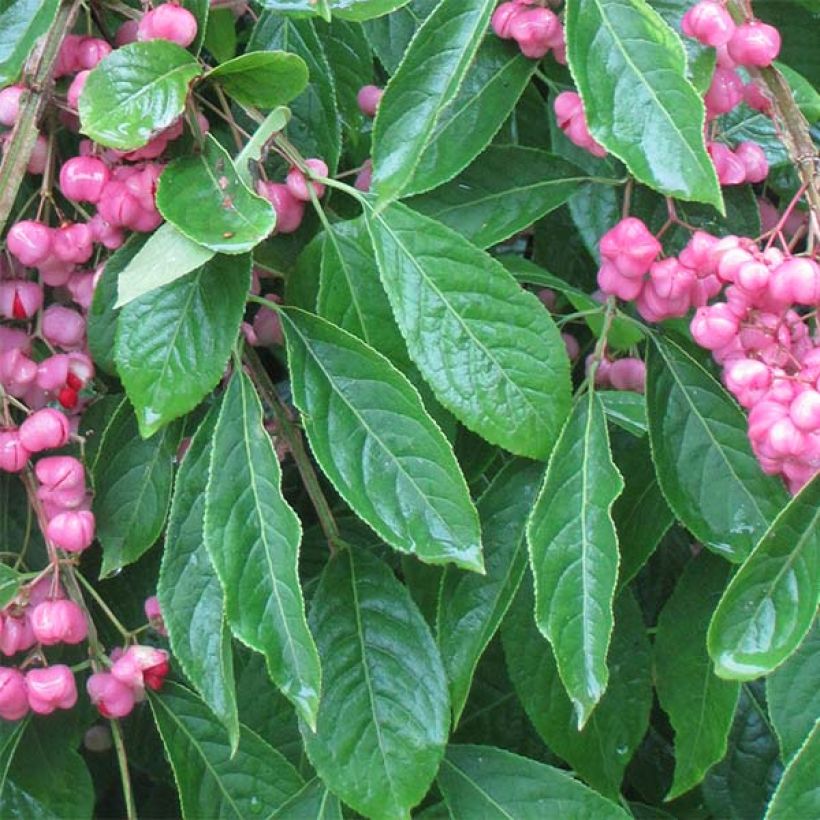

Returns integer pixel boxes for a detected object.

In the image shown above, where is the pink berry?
[690,303,740,350]
[0,613,35,657]
[0,668,29,720]
[76,37,112,71]
[769,258,820,305]
[357,85,383,118]
[26,134,48,175]
[0,431,30,473]
[87,672,136,718]
[681,1,736,47]
[597,261,645,301]
[509,7,559,60]
[491,1,520,39]
[6,220,53,267]
[0,349,37,397]
[708,142,746,186]
[25,665,77,714]
[30,599,87,645]
[790,390,820,433]
[727,21,781,67]
[253,294,284,347]
[561,332,580,362]
[743,82,771,112]
[704,67,743,116]
[257,182,305,234]
[46,510,95,553]
[144,595,167,636]
[112,645,170,692]
[35,455,85,490]
[553,91,583,129]
[354,159,372,193]
[52,222,94,265]
[0,280,42,321]
[59,156,110,203]
[137,4,198,49]
[41,305,86,350]
[599,217,661,278]
[115,19,140,46]
[0,85,25,127]
[19,408,70,453]
[285,158,329,202]
[67,70,89,110]
[735,142,768,183]
[608,358,646,393]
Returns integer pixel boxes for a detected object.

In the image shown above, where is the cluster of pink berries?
[257,157,329,235]
[596,214,820,492]
[491,0,566,62]
[87,644,170,718]
[553,92,606,158]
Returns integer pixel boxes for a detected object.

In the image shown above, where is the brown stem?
[0,0,81,236]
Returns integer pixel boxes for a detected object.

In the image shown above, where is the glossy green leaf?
[114,223,216,308]
[79,41,201,150]
[203,7,237,62]
[649,0,716,92]
[776,62,820,122]
[301,548,449,819]
[600,391,648,438]
[438,745,630,819]
[408,147,588,248]
[156,136,275,254]
[707,474,820,681]
[151,683,304,819]
[566,0,721,207]
[182,0,209,55]
[249,14,341,172]
[271,777,343,819]
[203,369,321,728]
[370,0,496,201]
[527,390,623,728]
[258,0,410,18]
[0,0,58,86]
[503,584,653,799]
[437,460,544,724]
[204,51,308,108]
[115,253,250,437]
[404,37,537,197]
[702,683,783,820]
[362,0,438,74]
[158,408,239,751]
[765,720,820,819]
[282,308,482,571]
[366,202,572,460]
[93,400,182,577]
[611,433,673,587]
[718,105,788,168]
[655,554,740,799]
[0,565,22,610]
[767,620,820,762]
[647,336,788,562]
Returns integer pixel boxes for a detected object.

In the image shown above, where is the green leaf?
[527,390,623,728]
[0,0,58,86]
[203,369,321,728]
[158,408,239,751]
[404,37,537,197]
[767,620,820,762]
[271,777,343,819]
[611,433,674,587]
[702,683,783,820]
[204,51,308,108]
[365,202,572,461]
[718,105,788,168]
[301,548,450,819]
[370,0,496,201]
[362,0,438,74]
[331,0,414,21]
[203,7,237,63]
[438,745,630,819]
[115,253,250,437]
[182,0,209,55]
[156,135,275,254]
[707,474,820,681]
[776,62,820,122]
[281,308,482,572]
[0,720,26,800]
[150,683,304,819]
[437,460,544,724]
[647,336,788,562]
[655,554,740,799]
[503,584,653,799]
[566,0,721,207]
[114,223,216,308]
[0,564,22,610]
[234,106,291,187]
[600,391,648,438]
[408,147,589,248]
[79,40,201,151]
[249,14,341,172]
[765,720,820,819]
[93,399,182,577]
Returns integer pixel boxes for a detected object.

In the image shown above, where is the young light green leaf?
[566,0,721,208]
[281,308,482,572]
[93,400,182,577]
[0,565,23,610]
[647,336,788,562]
[404,36,537,197]
[79,41,201,150]
[764,720,819,819]
[0,0,58,86]
[301,548,449,819]
[114,224,215,308]
[365,202,572,461]
[707,474,820,681]
[370,0,497,201]
[527,390,623,728]
[156,135,275,254]
[437,460,543,725]
[115,254,250,437]
[502,584,652,799]
[203,369,321,729]
[234,106,291,187]
[204,51,308,108]
[767,620,820,762]
[408,147,589,248]
[150,683,304,819]
[158,408,239,751]
[655,554,740,799]
[437,745,630,819]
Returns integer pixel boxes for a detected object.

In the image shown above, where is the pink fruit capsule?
[0,668,29,720]
[0,280,42,321]
[87,672,136,718]
[257,181,305,234]
[30,599,88,645]
[46,510,95,553]
[19,408,70,453]
[356,85,383,118]
[0,431,30,473]
[41,305,86,350]
[6,220,53,267]
[727,21,781,67]
[285,158,329,202]
[25,665,77,714]
[0,85,25,127]
[137,3,198,48]
[35,455,85,490]
[59,156,110,203]
[681,1,736,47]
